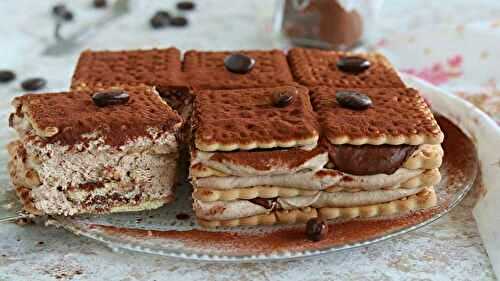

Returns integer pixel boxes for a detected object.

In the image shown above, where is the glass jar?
[274,0,383,50]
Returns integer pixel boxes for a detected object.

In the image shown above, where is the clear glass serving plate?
[0,75,479,262]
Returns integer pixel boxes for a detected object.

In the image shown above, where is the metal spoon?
[42,0,130,56]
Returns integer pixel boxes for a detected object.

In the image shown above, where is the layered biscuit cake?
[190,50,444,228]
[8,86,182,215]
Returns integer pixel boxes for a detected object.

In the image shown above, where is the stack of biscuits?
[7,46,444,228]
[189,48,443,227]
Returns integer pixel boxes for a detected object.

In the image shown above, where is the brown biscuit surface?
[193,86,319,151]
[310,87,444,145]
[287,48,405,88]
[183,50,294,90]
[70,48,188,104]
[12,85,182,147]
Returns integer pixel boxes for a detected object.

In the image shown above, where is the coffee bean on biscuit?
[336,56,371,74]
[92,89,129,107]
[224,54,255,74]
[336,90,372,110]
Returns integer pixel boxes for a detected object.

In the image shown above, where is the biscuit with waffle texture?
[183,50,294,90]
[193,86,319,151]
[310,87,444,145]
[287,48,405,88]
[71,48,186,91]
[12,85,182,147]
[197,187,436,227]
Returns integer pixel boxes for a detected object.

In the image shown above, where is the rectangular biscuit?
[183,49,294,90]
[71,48,190,112]
[310,87,444,145]
[192,169,440,202]
[193,86,319,151]
[197,187,437,228]
[287,48,405,88]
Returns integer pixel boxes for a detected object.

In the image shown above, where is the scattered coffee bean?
[224,54,255,74]
[150,11,171,29]
[21,78,47,91]
[92,89,129,107]
[336,90,372,110]
[272,89,296,108]
[176,213,190,220]
[52,4,74,21]
[305,218,328,242]
[169,16,188,27]
[156,10,171,19]
[0,70,16,83]
[93,0,107,8]
[336,56,371,74]
[37,241,45,245]
[177,1,196,11]
[52,4,67,16]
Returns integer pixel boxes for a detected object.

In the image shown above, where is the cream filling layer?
[191,150,328,177]
[191,144,443,178]
[193,186,425,221]
[193,168,424,191]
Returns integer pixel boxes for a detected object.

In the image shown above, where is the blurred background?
[0,0,499,123]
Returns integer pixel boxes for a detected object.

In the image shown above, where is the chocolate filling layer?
[328,144,418,175]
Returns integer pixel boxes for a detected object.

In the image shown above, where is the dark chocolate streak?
[328,144,418,175]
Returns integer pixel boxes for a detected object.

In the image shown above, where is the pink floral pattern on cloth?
[401,55,464,86]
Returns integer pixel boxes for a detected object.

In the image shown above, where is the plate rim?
[53,74,483,262]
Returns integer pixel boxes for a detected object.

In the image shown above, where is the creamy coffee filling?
[193,168,425,191]
[191,144,442,179]
[193,186,426,221]
[191,149,328,177]
[9,113,179,215]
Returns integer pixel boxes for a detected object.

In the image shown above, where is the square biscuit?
[71,48,190,111]
[183,50,295,90]
[11,85,182,147]
[309,87,444,145]
[288,48,405,88]
[193,86,319,151]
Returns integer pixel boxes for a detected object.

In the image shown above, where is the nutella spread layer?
[326,144,418,175]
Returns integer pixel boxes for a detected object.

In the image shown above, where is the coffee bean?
[336,91,372,110]
[224,54,255,74]
[52,4,67,16]
[61,10,74,21]
[150,11,171,29]
[52,4,74,21]
[169,16,188,27]
[150,15,168,29]
[305,218,328,242]
[177,1,196,11]
[92,90,129,107]
[93,0,107,8]
[0,70,16,83]
[21,78,46,91]
[272,89,296,108]
[336,56,371,74]
[156,10,171,19]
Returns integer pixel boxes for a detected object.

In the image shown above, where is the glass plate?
[0,75,479,262]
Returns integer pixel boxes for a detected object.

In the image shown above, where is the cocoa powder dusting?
[87,116,475,257]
